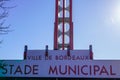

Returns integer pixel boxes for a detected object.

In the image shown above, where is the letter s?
[2,65,7,74]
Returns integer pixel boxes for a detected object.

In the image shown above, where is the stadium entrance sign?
[0,60,120,78]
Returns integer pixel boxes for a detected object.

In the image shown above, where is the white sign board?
[0,60,120,78]
[26,50,90,60]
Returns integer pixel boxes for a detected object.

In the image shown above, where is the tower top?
[54,0,73,50]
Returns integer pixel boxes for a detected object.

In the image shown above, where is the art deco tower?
[54,0,73,50]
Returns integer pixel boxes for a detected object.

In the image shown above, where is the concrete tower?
[54,0,73,50]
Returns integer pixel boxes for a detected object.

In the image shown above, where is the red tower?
[54,0,73,50]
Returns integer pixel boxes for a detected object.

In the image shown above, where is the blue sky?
[0,0,120,60]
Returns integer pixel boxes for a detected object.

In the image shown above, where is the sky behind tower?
[0,0,120,60]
